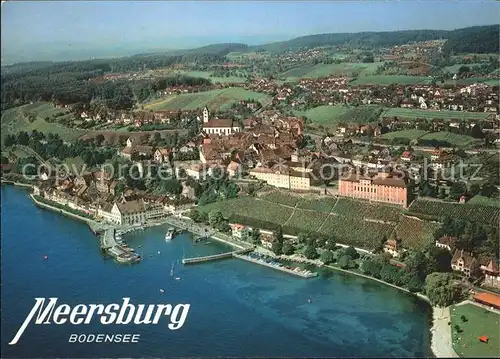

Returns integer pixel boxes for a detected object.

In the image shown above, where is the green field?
[295,105,382,126]
[442,63,484,73]
[294,105,347,124]
[349,75,432,86]
[379,129,430,140]
[175,70,247,84]
[444,77,499,86]
[381,108,492,120]
[450,304,500,358]
[145,87,271,112]
[281,62,383,80]
[1,102,86,143]
[419,132,478,147]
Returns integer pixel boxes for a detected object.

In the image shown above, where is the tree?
[380,264,403,285]
[208,210,224,228]
[361,259,383,278]
[282,241,296,255]
[320,250,335,264]
[426,246,452,273]
[114,182,125,196]
[271,240,283,256]
[304,245,319,259]
[324,240,337,251]
[424,272,462,307]
[406,274,425,293]
[338,255,354,269]
[249,228,261,245]
[95,134,105,146]
[340,246,359,259]
[458,66,470,75]
[188,209,201,222]
[297,232,309,244]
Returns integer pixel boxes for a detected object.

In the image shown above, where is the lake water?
[1,185,432,358]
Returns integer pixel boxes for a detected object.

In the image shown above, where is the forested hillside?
[442,25,500,55]
[253,30,450,52]
[253,25,499,53]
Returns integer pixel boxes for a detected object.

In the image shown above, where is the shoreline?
[10,185,452,357]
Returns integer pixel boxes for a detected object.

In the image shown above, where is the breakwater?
[182,248,253,265]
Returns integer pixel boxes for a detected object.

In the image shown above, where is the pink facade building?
[339,172,409,207]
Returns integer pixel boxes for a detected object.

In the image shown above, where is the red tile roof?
[203,119,234,128]
[474,292,500,308]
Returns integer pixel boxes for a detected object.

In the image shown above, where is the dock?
[233,253,318,278]
[182,248,253,265]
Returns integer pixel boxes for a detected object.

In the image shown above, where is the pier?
[100,229,141,264]
[233,253,318,278]
[182,248,253,265]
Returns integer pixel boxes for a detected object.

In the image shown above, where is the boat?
[170,262,174,277]
[160,289,165,293]
[175,277,181,281]
[165,227,176,241]
[203,241,212,245]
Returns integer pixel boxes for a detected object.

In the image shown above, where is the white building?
[201,106,240,136]
[100,200,164,225]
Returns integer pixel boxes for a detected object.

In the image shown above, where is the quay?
[182,248,253,265]
[233,253,318,278]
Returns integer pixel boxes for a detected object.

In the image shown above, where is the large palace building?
[339,171,409,207]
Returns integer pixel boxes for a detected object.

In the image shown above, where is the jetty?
[182,248,253,265]
[233,253,318,278]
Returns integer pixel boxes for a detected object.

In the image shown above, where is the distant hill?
[252,30,449,52]
[131,43,248,58]
[251,25,499,54]
[441,25,500,55]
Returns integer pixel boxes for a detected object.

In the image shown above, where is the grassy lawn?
[144,87,271,112]
[379,129,429,140]
[450,303,500,358]
[295,105,382,128]
[381,108,492,120]
[349,75,432,86]
[294,105,347,124]
[281,62,383,81]
[418,132,479,147]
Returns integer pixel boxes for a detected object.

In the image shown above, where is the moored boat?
[165,227,176,241]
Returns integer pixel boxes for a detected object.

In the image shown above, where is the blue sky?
[1,1,499,62]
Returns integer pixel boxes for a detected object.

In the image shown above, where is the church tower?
[203,106,209,123]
